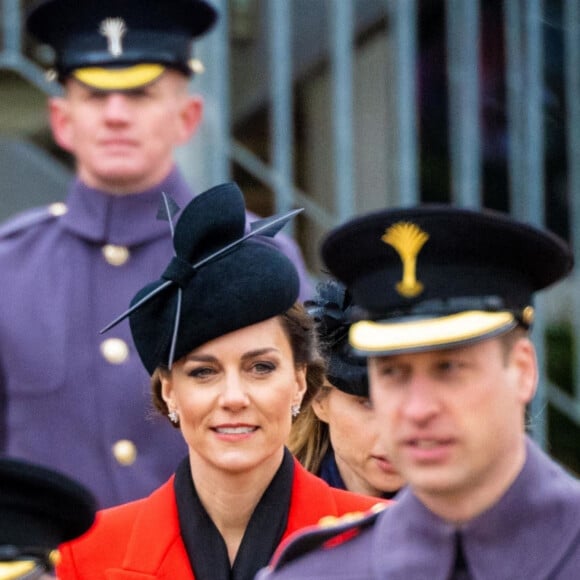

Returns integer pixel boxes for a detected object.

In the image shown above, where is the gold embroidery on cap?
[381,222,429,298]
[99,18,127,57]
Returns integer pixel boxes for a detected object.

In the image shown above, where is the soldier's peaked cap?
[26,0,218,90]
[0,458,96,576]
[321,205,573,356]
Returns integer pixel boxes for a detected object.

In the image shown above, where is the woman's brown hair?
[287,385,332,473]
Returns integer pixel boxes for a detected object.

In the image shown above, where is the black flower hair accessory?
[306,280,369,397]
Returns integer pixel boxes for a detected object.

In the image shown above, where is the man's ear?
[510,337,538,405]
[49,96,75,153]
[177,95,204,144]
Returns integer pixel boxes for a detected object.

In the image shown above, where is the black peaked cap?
[26,0,217,79]
[321,205,573,355]
[0,458,96,553]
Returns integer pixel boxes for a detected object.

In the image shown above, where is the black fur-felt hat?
[305,280,369,398]
[103,182,301,374]
[321,205,573,356]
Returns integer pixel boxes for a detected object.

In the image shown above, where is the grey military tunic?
[258,438,580,579]
[0,168,311,508]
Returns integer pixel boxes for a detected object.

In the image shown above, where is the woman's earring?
[291,404,301,418]
[168,409,179,424]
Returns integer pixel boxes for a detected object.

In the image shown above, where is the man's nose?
[401,375,441,424]
[103,93,132,121]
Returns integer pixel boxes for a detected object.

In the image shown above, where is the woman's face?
[161,317,307,477]
[313,386,406,497]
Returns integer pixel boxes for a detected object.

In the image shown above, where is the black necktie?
[450,531,471,580]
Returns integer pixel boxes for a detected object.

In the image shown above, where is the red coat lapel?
[106,476,194,579]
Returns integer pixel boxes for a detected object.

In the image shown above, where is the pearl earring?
[168,409,179,424]
[291,404,301,418]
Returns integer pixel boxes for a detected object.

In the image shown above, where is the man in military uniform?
[0,0,311,508]
[258,206,580,579]
[0,457,95,580]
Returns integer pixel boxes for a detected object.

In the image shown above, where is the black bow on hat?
[305,280,369,397]
[102,182,303,374]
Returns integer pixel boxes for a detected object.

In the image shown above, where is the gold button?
[100,338,129,365]
[49,202,68,217]
[48,549,61,568]
[112,439,137,466]
[45,68,58,83]
[522,305,535,326]
[102,244,130,266]
[189,58,205,74]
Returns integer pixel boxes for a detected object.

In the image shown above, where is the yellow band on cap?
[72,63,166,90]
[350,311,517,355]
[0,561,39,580]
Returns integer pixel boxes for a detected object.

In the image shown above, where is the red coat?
[57,459,386,579]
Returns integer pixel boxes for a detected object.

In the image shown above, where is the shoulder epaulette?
[269,503,386,572]
[0,202,68,239]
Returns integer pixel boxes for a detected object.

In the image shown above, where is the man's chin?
[92,167,154,193]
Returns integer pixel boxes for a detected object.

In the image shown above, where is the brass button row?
[51,205,136,468]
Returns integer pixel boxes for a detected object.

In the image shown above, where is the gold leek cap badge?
[381,222,429,298]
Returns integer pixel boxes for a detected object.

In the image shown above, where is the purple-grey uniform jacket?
[258,437,580,579]
[0,168,312,508]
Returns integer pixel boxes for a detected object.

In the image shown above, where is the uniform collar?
[374,437,580,579]
[61,167,194,246]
